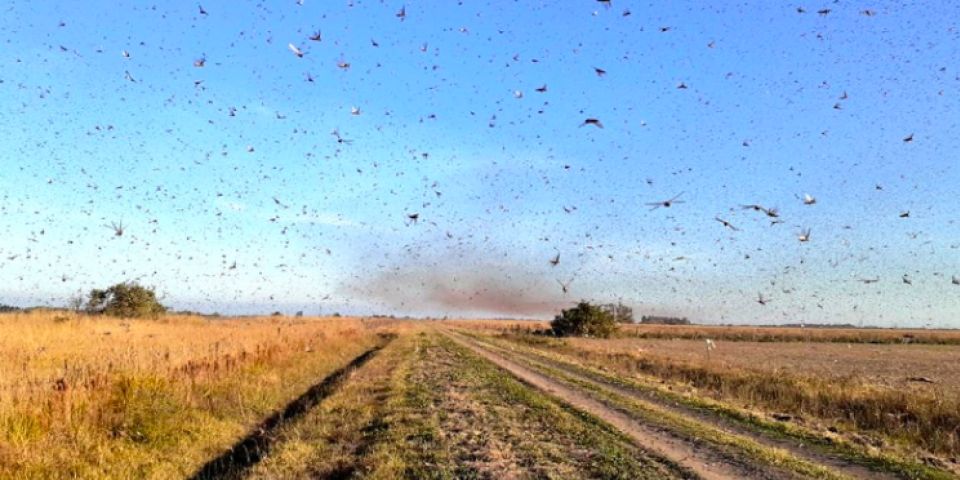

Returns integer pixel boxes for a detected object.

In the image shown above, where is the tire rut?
[442,329,792,480]
[468,333,900,480]
[189,334,395,480]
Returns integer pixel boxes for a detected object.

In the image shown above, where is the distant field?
[617,324,960,345]
[452,319,960,344]
[568,337,960,396]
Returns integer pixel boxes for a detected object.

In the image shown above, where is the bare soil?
[569,337,960,395]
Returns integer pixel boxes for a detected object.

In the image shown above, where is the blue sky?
[1,1,958,326]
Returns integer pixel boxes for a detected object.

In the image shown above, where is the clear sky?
[1,1,958,326]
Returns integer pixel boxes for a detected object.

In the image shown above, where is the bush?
[85,282,166,318]
[550,301,618,338]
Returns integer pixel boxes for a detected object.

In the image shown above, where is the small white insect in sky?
[802,193,816,205]
[288,43,304,58]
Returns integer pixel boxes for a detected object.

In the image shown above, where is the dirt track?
[456,332,904,480]
[443,330,791,480]
[189,336,394,480]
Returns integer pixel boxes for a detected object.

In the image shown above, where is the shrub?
[550,301,618,338]
[85,282,166,318]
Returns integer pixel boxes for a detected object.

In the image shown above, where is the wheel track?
[442,329,796,480]
[189,334,395,480]
[458,331,901,480]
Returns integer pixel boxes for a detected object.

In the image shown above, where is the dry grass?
[0,310,391,478]
[440,319,548,333]
[247,330,417,479]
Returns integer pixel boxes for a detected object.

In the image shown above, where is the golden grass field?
[0,311,390,478]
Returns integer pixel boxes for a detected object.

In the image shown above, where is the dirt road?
[452,331,904,480]
[443,330,796,480]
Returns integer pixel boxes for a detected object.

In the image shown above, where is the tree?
[550,301,618,338]
[85,282,166,318]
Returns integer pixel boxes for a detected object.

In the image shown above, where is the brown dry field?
[568,337,960,396]
[618,324,960,344]
[448,320,960,344]
[443,321,960,395]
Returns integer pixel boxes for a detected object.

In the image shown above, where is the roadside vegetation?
[0,310,387,478]
[550,301,619,338]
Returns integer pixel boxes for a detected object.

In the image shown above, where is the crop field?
[615,324,960,345]
[458,320,960,345]
[567,337,960,396]
[0,311,957,479]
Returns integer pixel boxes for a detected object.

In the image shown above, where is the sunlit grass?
[0,310,388,478]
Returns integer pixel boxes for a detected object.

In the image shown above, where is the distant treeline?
[640,315,691,325]
[0,304,22,313]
